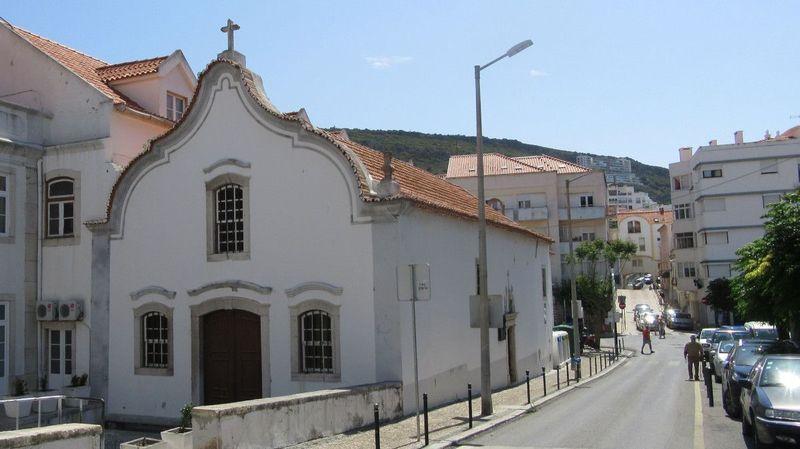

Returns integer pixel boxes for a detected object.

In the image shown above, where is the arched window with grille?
[47,178,74,237]
[142,312,169,369]
[627,220,642,234]
[214,183,244,253]
[299,310,333,374]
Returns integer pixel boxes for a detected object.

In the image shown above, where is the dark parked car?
[741,355,800,447]
[721,340,799,418]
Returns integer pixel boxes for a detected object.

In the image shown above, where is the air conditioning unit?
[36,301,59,321]
[58,301,84,321]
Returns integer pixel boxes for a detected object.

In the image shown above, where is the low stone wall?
[192,381,403,449]
[0,423,102,449]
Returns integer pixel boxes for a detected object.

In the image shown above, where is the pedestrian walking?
[658,316,666,339]
[684,335,703,381]
[641,326,654,354]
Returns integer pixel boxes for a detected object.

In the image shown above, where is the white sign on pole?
[397,264,431,302]
[576,300,584,319]
[469,295,504,328]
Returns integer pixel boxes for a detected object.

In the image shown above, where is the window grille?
[214,184,244,253]
[300,310,333,373]
[142,312,169,368]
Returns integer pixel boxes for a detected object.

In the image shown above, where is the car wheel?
[742,410,753,436]
[753,423,773,448]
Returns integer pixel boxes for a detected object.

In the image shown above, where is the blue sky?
[5,1,799,167]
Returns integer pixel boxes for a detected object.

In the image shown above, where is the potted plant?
[3,377,33,418]
[63,373,90,407]
[119,437,168,448]
[31,375,59,413]
[160,403,194,449]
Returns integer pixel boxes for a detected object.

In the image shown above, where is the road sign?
[618,295,626,309]
[469,295,504,328]
[397,264,431,301]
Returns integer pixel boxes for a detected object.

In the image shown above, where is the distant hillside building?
[608,183,658,212]
[446,154,608,287]
[668,128,800,327]
[576,155,638,184]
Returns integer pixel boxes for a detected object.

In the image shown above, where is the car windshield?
[675,313,691,319]
[751,328,779,339]
[719,342,735,353]
[735,345,771,366]
[700,329,716,339]
[713,331,749,343]
[760,359,800,388]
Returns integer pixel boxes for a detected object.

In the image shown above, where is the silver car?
[667,312,693,330]
[712,340,736,382]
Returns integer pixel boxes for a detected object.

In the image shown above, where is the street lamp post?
[565,172,594,380]
[475,39,532,417]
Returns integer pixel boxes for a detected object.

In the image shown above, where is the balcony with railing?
[505,206,549,222]
[558,206,607,220]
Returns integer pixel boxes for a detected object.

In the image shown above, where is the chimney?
[708,140,717,146]
[376,152,400,197]
[679,147,693,162]
[734,130,744,144]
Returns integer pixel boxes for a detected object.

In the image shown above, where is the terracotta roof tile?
[615,209,674,225]
[446,153,544,178]
[7,24,166,118]
[512,155,590,174]
[96,56,168,82]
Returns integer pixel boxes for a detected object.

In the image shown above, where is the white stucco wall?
[0,26,112,145]
[374,207,553,408]
[106,69,376,420]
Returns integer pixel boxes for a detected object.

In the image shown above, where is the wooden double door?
[202,309,262,405]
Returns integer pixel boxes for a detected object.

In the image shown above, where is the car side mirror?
[741,379,752,390]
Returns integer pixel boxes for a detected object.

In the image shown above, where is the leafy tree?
[576,275,613,333]
[574,240,606,279]
[604,240,638,275]
[732,190,800,337]
[703,278,734,312]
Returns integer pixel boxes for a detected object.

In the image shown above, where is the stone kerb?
[0,423,102,449]
[192,381,403,449]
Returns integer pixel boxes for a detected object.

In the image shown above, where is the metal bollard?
[374,403,381,449]
[526,370,531,404]
[705,364,715,407]
[622,337,625,350]
[566,363,570,386]
[467,383,473,429]
[557,365,561,390]
[423,393,429,446]
[541,366,547,396]
[589,355,593,376]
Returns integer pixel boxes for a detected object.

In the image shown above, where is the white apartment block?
[609,209,673,280]
[668,128,800,326]
[447,154,609,283]
[608,184,659,212]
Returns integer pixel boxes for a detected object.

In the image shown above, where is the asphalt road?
[460,288,762,449]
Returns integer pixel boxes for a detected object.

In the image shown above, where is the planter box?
[31,390,61,413]
[161,428,193,449]
[63,385,90,407]
[120,437,169,449]
[3,398,33,418]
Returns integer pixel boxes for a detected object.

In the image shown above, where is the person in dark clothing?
[684,335,703,380]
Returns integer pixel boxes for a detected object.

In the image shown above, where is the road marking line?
[694,380,705,449]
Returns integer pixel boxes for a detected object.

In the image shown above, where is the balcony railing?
[558,206,606,220]
[505,206,548,221]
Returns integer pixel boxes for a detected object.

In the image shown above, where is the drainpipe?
[36,157,43,384]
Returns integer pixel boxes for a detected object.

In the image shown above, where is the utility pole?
[473,39,533,417]
[566,178,582,380]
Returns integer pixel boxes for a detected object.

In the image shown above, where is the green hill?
[344,128,671,204]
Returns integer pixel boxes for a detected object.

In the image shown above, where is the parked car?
[712,340,736,382]
[632,278,644,289]
[637,312,659,331]
[633,304,652,321]
[740,355,800,447]
[699,328,718,360]
[643,274,653,285]
[744,321,780,340]
[667,311,693,330]
[707,329,750,361]
[722,340,800,418]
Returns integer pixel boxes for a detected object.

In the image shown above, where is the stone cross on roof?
[221,19,240,53]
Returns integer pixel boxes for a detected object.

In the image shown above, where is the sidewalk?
[291,349,626,449]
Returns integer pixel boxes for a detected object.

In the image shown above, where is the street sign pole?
[411,265,421,441]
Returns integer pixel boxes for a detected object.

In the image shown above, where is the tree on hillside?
[732,190,800,337]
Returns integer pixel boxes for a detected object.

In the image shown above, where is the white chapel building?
[0,20,555,425]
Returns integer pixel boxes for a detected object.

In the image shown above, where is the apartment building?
[608,183,659,212]
[668,128,800,326]
[447,154,609,283]
[609,208,672,280]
